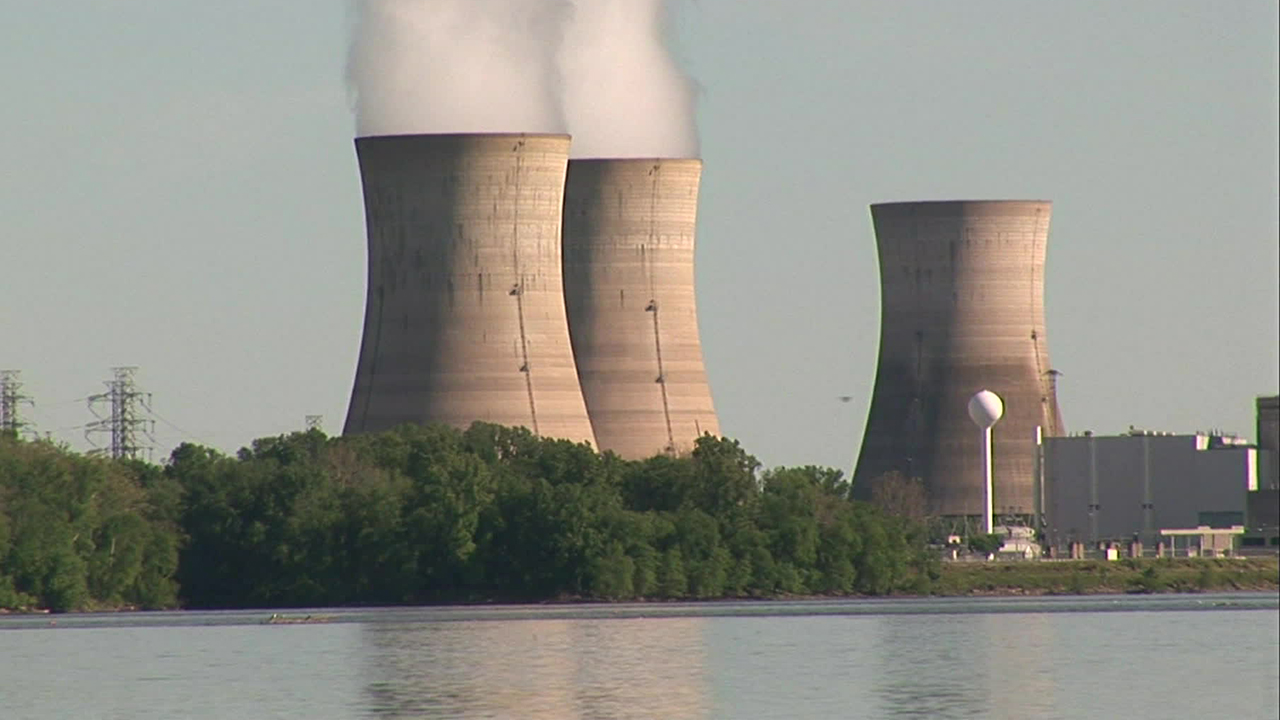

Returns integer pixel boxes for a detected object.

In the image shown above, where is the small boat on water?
[263,613,334,625]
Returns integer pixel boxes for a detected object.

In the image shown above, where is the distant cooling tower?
[343,133,596,445]
[562,159,719,458]
[853,200,1065,520]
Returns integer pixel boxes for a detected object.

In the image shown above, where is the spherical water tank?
[968,390,1005,429]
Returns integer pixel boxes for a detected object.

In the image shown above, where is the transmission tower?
[1,370,35,438]
[305,415,324,432]
[86,366,155,461]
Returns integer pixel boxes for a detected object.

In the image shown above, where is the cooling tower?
[853,200,1065,521]
[562,159,719,458]
[343,134,596,445]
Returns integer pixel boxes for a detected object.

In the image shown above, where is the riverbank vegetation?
[4,427,1276,613]
[935,557,1280,595]
[1,425,936,611]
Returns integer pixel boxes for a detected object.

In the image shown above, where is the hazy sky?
[1,1,1276,473]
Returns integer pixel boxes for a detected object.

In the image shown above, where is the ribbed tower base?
[344,134,596,445]
[562,158,719,458]
[853,200,1065,520]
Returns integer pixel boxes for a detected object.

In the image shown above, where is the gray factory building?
[854,200,1064,524]
[562,159,719,458]
[1257,395,1279,485]
[1246,395,1279,547]
[1044,430,1266,548]
[343,134,596,445]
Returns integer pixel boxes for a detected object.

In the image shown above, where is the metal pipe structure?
[562,158,719,458]
[854,200,1065,521]
[343,133,596,445]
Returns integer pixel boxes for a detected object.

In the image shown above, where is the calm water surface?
[1,594,1276,720]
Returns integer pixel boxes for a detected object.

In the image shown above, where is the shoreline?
[4,557,1276,614]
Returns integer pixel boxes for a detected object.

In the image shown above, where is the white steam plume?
[559,0,699,158]
[348,0,571,136]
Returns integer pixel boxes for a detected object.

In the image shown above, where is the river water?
[1,594,1276,720]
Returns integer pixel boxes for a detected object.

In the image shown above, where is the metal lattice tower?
[305,415,323,432]
[1,370,35,438]
[86,366,155,461]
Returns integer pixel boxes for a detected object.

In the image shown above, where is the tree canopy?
[0,425,937,611]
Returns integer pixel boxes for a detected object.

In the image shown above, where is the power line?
[149,407,219,448]
[85,366,156,461]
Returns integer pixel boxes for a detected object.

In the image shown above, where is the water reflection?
[873,612,1057,719]
[983,613,1055,718]
[359,617,711,719]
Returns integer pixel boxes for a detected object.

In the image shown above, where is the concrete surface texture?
[343,133,596,445]
[562,158,720,458]
[854,200,1065,518]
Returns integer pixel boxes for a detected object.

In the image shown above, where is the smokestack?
[562,158,719,458]
[344,133,596,445]
[854,200,1065,520]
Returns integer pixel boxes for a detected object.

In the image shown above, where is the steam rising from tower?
[347,0,698,150]
[347,0,571,135]
[559,0,699,158]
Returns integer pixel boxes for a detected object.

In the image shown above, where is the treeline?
[0,438,180,611]
[0,425,936,611]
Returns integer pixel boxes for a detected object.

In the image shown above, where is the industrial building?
[343,134,596,445]
[1246,395,1279,548]
[1044,429,1269,549]
[853,200,1064,524]
[562,159,719,458]
[1256,395,1279,483]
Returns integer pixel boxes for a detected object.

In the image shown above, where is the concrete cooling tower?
[853,200,1065,522]
[562,159,719,458]
[343,134,596,445]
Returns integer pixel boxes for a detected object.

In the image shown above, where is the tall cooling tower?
[562,159,719,458]
[343,134,596,445]
[853,200,1065,520]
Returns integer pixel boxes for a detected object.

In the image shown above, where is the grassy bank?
[934,557,1280,596]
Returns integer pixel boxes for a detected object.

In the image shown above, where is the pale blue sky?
[1,1,1276,472]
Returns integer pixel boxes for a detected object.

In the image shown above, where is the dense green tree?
[687,436,760,520]
[589,542,635,599]
[1,423,937,610]
[0,436,179,611]
[967,533,1005,556]
[621,454,695,513]
[657,546,689,598]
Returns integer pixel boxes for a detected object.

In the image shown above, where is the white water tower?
[968,390,1005,534]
